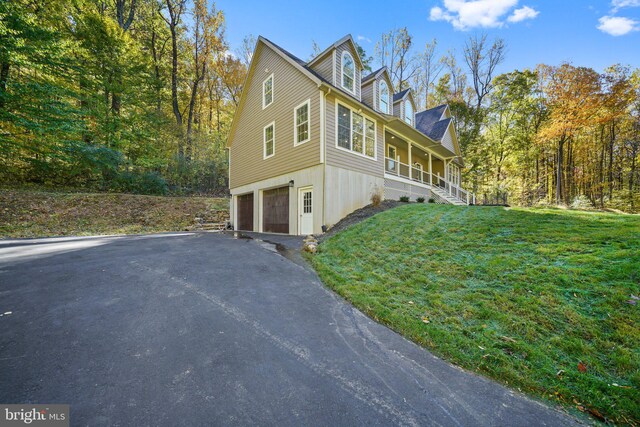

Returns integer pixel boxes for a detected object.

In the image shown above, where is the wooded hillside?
[372,29,640,212]
[0,0,246,195]
[1,3,638,211]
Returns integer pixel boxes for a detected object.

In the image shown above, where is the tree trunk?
[111,0,136,116]
[608,121,615,201]
[556,136,565,205]
[630,143,638,210]
[0,62,10,109]
[185,61,206,163]
[151,30,162,112]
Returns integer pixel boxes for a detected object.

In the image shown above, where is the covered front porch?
[383,129,473,204]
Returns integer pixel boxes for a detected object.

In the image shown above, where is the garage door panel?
[237,193,254,231]
[263,187,289,233]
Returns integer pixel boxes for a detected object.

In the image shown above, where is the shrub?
[416,197,425,203]
[428,198,435,203]
[571,195,594,210]
[111,171,168,195]
[399,196,410,202]
[370,187,382,207]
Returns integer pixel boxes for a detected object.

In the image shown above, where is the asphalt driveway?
[0,232,582,426]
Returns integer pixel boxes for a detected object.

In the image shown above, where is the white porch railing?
[385,157,475,205]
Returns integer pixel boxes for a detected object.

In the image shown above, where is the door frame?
[297,186,313,236]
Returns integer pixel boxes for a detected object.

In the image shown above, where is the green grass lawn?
[311,204,640,425]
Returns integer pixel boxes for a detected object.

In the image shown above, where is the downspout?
[320,86,331,233]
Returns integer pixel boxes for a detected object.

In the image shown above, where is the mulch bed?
[318,200,404,242]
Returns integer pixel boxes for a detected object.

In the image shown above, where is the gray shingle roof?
[392,88,410,102]
[262,37,455,146]
[361,66,385,83]
[415,105,450,141]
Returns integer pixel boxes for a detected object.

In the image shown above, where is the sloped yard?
[0,188,229,238]
[311,204,640,424]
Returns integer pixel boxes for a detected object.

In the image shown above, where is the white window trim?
[262,73,274,109]
[341,51,356,95]
[293,99,311,146]
[263,121,275,159]
[379,80,390,114]
[334,99,377,161]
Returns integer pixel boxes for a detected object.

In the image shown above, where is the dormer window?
[404,100,413,126]
[379,81,389,114]
[341,52,355,93]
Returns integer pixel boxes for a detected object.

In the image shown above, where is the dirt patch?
[319,200,405,242]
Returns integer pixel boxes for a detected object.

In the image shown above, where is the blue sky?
[216,0,640,74]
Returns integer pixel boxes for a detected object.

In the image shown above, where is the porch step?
[431,187,467,206]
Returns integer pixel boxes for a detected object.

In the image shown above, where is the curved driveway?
[0,232,582,426]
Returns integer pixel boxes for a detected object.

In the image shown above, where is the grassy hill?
[0,188,229,238]
[311,204,640,424]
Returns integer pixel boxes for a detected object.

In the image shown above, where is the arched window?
[404,100,413,125]
[341,52,355,93]
[379,81,389,114]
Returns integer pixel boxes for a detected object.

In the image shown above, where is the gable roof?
[307,34,364,70]
[415,105,450,141]
[416,104,446,124]
[393,88,410,103]
[228,35,461,159]
[362,66,386,83]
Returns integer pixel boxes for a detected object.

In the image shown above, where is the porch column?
[408,143,412,178]
[428,152,432,186]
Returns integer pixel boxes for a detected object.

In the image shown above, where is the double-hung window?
[337,103,375,158]
[262,74,273,108]
[294,100,310,145]
[264,122,274,159]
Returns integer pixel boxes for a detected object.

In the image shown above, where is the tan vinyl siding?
[309,53,334,84]
[361,81,374,109]
[441,125,456,154]
[229,44,321,189]
[335,43,361,100]
[325,94,384,177]
[393,99,404,120]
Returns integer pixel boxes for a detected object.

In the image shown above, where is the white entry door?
[298,187,313,235]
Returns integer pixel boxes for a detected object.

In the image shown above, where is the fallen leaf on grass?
[556,369,564,376]
[577,362,587,373]
[585,407,606,422]
[610,383,632,389]
[421,316,430,324]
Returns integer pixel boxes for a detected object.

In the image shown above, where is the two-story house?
[227,35,473,235]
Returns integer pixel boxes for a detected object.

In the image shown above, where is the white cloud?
[429,0,538,30]
[612,0,640,12]
[357,35,372,43]
[507,5,539,22]
[597,15,639,35]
